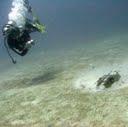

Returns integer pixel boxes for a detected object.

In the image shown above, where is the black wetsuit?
[4,19,39,56]
[7,29,31,56]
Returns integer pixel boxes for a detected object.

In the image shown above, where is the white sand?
[74,34,128,92]
[1,34,128,126]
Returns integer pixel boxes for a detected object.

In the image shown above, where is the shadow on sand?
[0,68,62,91]
[31,70,59,85]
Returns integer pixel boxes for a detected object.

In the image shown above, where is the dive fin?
[31,11,46,33]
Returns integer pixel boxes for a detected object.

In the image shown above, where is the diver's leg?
[11,47,28,56]
[20,49,28,56]
[25,19,39,33]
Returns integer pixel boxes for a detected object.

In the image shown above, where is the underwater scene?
[1,0,128,127]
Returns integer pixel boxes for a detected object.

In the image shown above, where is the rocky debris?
[96,71,121,88]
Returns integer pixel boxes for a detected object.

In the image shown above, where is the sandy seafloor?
[1,34,128,127]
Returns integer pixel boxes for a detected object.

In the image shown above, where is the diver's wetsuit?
[2,0,45,64]
[7,29,31,56]
[3,17,41,56]
[3,9,43,57]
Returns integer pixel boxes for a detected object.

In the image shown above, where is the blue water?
[0,0,128,68]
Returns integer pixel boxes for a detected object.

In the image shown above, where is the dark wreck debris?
[96,71,121,88]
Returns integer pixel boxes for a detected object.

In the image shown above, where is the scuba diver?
[2,0,45,64]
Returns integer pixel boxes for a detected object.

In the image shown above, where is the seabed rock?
[96,71,121,89]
